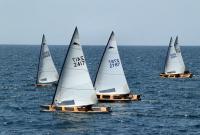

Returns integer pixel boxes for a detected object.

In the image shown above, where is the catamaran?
[41,27,111,112]
[94,31,140,102]
[160,36,192,78]
[36,34,59,86]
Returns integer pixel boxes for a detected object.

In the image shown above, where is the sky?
[0,0,199,46]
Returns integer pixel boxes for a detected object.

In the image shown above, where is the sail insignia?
[109,46,114,49]
[42,51,50,58]
[73,42,79,45]
[170,53,177,59]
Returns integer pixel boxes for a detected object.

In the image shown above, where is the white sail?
[174,36,186,72]
[53,27,97,107]
[94,31,130,95]
[164,37,185,74]
[37,35,59,84]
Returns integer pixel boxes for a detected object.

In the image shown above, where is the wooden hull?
[160,72,192,78]
[40,105,111,113]
[96,93,141,102]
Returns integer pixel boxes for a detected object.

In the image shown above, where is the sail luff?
[163,37,173,73]
[36,34,45,84]
[174,36,186,72]
[93,31,114,85]
[51,27,78,105]
[174,36,178,49]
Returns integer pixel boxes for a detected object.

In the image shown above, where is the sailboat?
[94,31,140,102]
[36,34,59,86]
[41,27,111,112]
[160,36,192,78]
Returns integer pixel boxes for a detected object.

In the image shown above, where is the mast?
[51,28,76,105]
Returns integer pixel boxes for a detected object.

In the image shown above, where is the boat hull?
[96,93,141,102]
[40,105,111,113]
[160,72,192,78]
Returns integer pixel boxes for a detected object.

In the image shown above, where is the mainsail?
[164,37,185,74]
[36,34,59,84]
[52,27,97,107]
[174,36,186,72]
[94,31,130,95]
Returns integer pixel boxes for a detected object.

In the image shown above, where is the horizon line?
[0,44,200,46]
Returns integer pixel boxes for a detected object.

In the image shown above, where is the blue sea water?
[0,45,200,135]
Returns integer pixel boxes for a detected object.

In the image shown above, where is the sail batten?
[36,34,59,84]
[53,27,97,107]
[94,31,130,95]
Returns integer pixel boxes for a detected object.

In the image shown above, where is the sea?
[0,45,199,135]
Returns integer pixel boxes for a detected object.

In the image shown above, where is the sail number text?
[109,59,120,68]
[43,51,50,58]
[170,53,177,58]
[72,56,85,67]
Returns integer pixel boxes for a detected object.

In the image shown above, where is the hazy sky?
[0,0,199,45]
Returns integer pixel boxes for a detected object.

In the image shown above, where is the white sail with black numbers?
[174,36,186,72]
[37,35,59,84]
[94,31,130,95]
[164,37,184,74]
[53,27,97,107]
